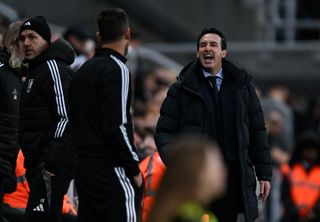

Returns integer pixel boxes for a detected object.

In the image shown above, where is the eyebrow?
[200,41,218,45]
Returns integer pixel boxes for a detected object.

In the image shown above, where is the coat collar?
[94,47,127,64]
[179,58,252,93]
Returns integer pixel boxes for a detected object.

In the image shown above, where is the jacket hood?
[0,49,10,66]
[26,38,75,68]
[178,58,252,92]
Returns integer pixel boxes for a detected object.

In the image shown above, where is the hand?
[133,173,143,188]
[258,180,271,201]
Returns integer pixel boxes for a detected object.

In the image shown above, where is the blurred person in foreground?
[19,16,75,222]
[0,20,25,222]
[155,27,272,222]
[281,132,320,222]
[70,8,142,222]
[147,136,226,222]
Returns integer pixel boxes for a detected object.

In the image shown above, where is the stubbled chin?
[25,55,34,60]
[202,64,214,72]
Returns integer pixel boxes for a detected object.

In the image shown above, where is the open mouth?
[204,54,214,63]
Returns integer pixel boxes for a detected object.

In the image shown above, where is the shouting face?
[197,33,227,75]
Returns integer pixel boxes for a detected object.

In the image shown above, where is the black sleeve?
[154,83,180,165]
[248,83,272,181]
[100,65,140,177]
[43,61,73,173]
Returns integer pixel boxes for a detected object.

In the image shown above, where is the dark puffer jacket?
[19,40,75,174]
[0,50,22,183]
[155,59,272,222]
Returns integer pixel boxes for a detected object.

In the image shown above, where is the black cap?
[20,16,51,44]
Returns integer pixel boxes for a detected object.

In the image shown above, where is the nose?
[23,38,30,47]
[205,44,211,51]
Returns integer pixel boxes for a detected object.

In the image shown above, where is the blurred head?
[196,143,226,203]
[147,136,226,222]
[267,82,290,103]
[20,16,51,60]
[3,20,25,69]
[265,110,284,136]
[197,28,227,75]
[162,136,226,203]
[96,8,130,55]
[63,26,93,55]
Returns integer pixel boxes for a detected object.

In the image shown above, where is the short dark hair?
[97,8,129,43]
[197,27,227,50]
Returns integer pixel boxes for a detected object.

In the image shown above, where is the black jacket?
[70,48,140,177]
[0,50,22,181]
[19,40,75,174]
[155,59,272,222]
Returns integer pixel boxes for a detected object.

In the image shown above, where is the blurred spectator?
[139,151,165,222]
[265,110,290,222]
[134,126,157,161]
[281,132,320,222]
[266,111,290,166]
[133,67,174,134]
[262,82,294,151]
[134,66,176,105]
[147,136,226,222]
[63,26,95,71]
[262,83,294,222]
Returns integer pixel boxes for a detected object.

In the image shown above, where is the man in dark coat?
[19,16,75,222]
[155,28,272,222]
[70,8,142,222]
